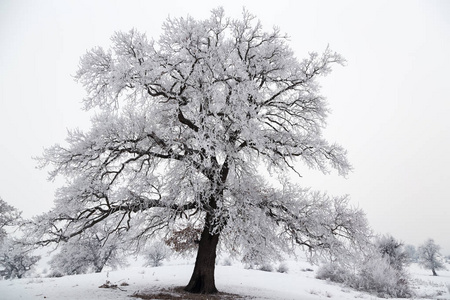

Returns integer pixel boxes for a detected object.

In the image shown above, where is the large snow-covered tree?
[33,8,369,293]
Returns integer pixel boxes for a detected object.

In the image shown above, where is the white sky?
[1,0,449,253]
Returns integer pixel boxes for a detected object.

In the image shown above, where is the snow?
[1,258,449,299]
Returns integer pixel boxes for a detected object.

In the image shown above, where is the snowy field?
[1,257,449,300]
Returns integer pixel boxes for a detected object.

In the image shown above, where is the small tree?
[418,238,446,276]
[376,235,409,271]
[317,236,413,298]
[404,244,418,263]
[143,241,171,267]
[0,198,21,244]
[33,8,370,294]
[0,198,40,279]
[49,227,127,275]
[0,239,40,279]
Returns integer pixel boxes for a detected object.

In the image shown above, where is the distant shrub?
[317,236,414,298]
[316,262,349,284]
[356,255,412,298]
[258,262,273,272]
[276,262,289,273]
[143,241,171,267]
[47,270,64,278]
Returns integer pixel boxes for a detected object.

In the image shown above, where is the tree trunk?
[184,222,219,294]
[432,267,437,276]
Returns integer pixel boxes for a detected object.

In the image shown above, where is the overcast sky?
[1,0,449,253]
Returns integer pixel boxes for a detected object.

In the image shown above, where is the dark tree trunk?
[184,221,220,294]
[185,162,228,294]
[432,267,437,276]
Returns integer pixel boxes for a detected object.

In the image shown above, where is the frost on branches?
[0,198,40,279]
[316,235,413,298]
[49,225,127,276]
[0,198,21,244]
[32,8,369,293]
[418,239,446,276]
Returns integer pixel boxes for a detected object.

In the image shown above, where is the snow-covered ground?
[1,258,449,299]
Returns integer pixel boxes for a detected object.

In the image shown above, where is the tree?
[32,8,369,293]
[0,198,40,279]
[143,241,171,267]
[404,244,418,263]
[49,226,127,275]
[0,198,21,244]
[376,235,409,271]
[0,239,40,279]
[418,238,446,276]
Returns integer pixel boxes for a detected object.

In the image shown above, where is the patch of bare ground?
[130,286,251,299]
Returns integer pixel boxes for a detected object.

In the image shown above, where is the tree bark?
[184,220,219,294]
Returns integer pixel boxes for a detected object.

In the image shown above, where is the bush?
[356,255,412,298]
[276,262,289,273]
[258,262,273,272]
[317,249,413,298]
[376,235,409,271]
[143,241,171,267]
[316,262,349,284]
[47,270,64,278]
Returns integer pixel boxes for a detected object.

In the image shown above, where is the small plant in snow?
[308,289,319,295]
[276,262,289,273]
